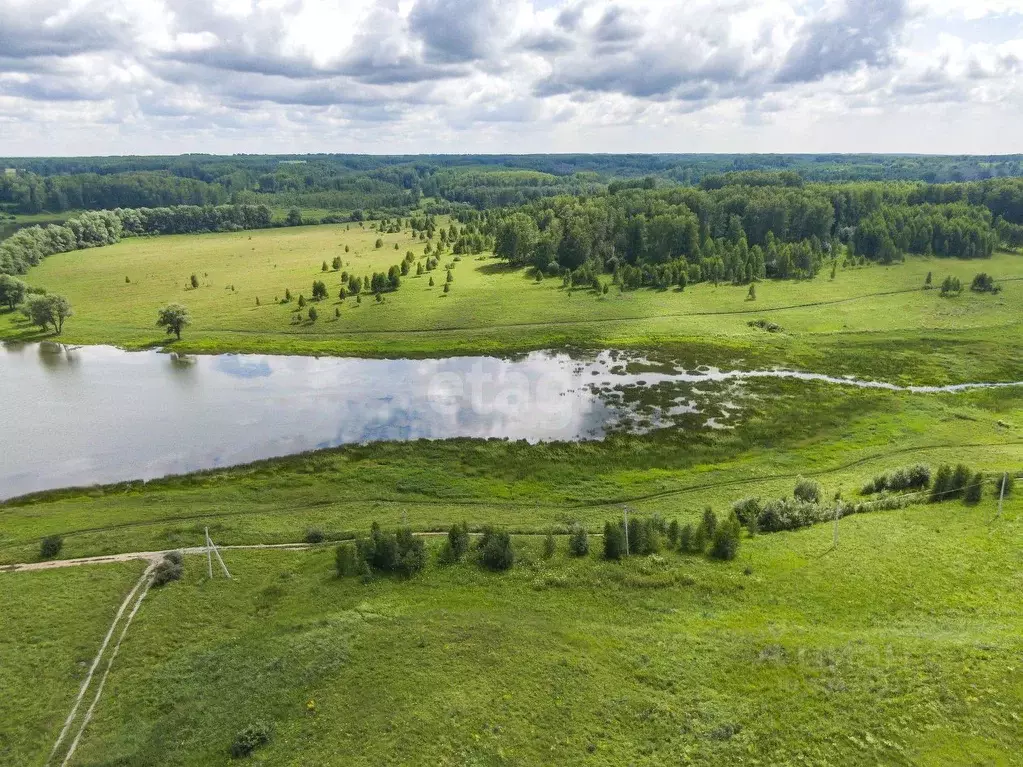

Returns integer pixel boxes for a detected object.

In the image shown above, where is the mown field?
[3,496,1020,766]
[1,221,1021,382]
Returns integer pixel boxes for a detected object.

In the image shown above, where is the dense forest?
[3,167,1023,284]
[3,153,1023,217]
[482,174,1023,289]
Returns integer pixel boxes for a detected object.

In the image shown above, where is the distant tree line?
[5,154,1023,219]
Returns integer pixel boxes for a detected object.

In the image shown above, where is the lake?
[1,342,1019,500]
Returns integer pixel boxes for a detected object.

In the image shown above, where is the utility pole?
[204,527,231,579]
[997,473,1008,520]
[623,506,629,557]
[205,526,213,579]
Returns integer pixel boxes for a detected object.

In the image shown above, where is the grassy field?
[2,220,1022,764]
[5,496,1015,766]
[1,221,1021,382]
[0,561,147,766]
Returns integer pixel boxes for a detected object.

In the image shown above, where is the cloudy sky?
[1,0,1021,156]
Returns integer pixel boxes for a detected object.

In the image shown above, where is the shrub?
[307,306,318,322]
[40,535,62,560]
[335,542,362,577]
[678,523,695,553]
[756,497,826,532]
[699,507,718,538]
[793,476,822,503]
[478,527,514,571]
[152,557,183,587]
[964,472,984,504]
[393,528,426,577]
[709,513,742,560]
[231,722,271,758]
[542,532,557,559]
[304,528,325,544]
[731,497,761,525]
[930,464,954,501]
[568,524,589,557]
[970,273,997,293]
[666,519,680,548]
[164,550,184,566]
[603,521,626,560]
[444,522,470,563]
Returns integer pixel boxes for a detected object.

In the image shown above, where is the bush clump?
[568,524,589,557]
[603,520,626,560]
[336,522,426,579]
[709,513,742,561]
[542,532,557,559]
[231,722,271,758]
[861,464,931,495]
[304,528,325,544]
[39,535,63,560]
[152,552,184,586]
[441,522,470,563]
[477,527,514,571]
[793,476,822,504]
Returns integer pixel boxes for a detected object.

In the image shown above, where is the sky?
[1,0,1022,156]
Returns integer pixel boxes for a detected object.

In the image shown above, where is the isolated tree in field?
[307,306,318,322]
[375,238,383,248]
[284,288,292,302]
[298,294,306,308]
[924,271,933,288]
[443,282,450,293]
[0,274,27,309]
[40,535,63,560]
[344,244,350,253]
[568,524,589,556]
[747,284,756,301]
[603,521,625,560]
[25,294,73,334]
[332,256,342,270]
[334,307,340,318]
[312,280,328,300]
[156,303,190,340]
[542,532,557,559]
[190,273,199,289]
[709,512,742,560]
[443,522,470,562]
[478,528,514,571]
[429,276,435,287]
[446,269,453,283]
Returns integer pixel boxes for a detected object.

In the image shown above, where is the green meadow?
[1,221,1021,382]
[1,218,1021,765]
[3,498,1020,766]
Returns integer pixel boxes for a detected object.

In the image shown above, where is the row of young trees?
[0,204,273,275]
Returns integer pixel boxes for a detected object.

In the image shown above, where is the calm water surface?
[1,342,1019,500]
